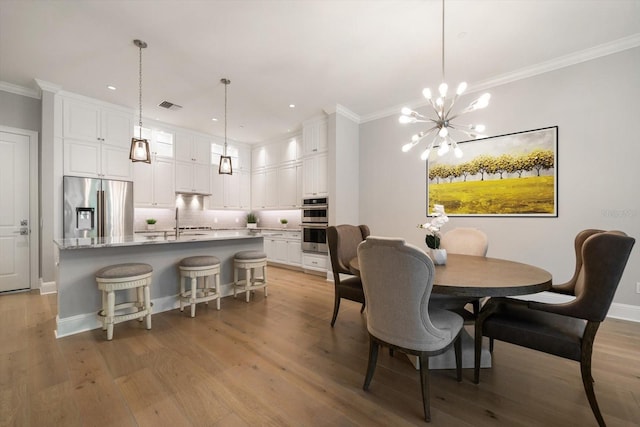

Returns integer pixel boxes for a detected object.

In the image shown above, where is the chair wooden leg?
[418,354,431,422]
[454,334,462,382]
[474,318,483,384]
[489,338,494,353]
[330,293,341,327]
[581,322,605,427]
[363,338,379,391]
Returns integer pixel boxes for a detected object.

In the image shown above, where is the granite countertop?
[54,229,264,250]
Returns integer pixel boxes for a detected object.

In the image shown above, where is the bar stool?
[178,255,221,317]
[233,250,268,302]
[96,263,153,340]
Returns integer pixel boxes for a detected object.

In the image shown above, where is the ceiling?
[1,0,639,143]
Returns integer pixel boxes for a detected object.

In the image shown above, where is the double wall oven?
[301,197,328,253]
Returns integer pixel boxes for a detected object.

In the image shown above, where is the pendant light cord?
[138,44,143,139]
[224,80,228,156]
[441,0,445,83]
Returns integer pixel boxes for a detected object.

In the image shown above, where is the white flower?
[418,205,449,249]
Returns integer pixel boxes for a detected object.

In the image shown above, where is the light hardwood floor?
[1,266,639,426]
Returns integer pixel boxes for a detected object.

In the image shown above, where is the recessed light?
[289,104,295,108]
[107,85,116,91]
[211,117,219,122]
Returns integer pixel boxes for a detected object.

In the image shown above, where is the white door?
[0,131,30,292]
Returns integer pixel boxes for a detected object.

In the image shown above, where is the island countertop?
[54,229,264,250]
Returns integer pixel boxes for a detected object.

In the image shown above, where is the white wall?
[329,108,360,225]
[359,47,640,309]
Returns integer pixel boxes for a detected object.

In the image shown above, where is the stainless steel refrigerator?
[63,176,134,239]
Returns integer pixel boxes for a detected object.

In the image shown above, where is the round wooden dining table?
[349,253,552,298]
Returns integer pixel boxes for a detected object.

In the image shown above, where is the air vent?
[158,101,183,111]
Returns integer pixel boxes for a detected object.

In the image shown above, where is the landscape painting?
[427,126,558,216]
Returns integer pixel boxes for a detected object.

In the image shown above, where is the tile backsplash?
[135,195,301,230]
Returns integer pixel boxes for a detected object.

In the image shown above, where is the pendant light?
[399,0,490,160]
[218,78,233,175]
[129,39,151,163]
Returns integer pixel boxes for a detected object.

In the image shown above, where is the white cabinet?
[303,119,328,155]
[278,163,302,208]
[62,97,134,180]
[133,158,175,207]
[265,231,301,267]
[302,153,328,197]
[175,161,211,194]
[175,132,210,164]
[281,134,303,164]
[302,252,328,272]
[63,98,133,148]
[251,169,278,209]
[211,170,250,209]
[252,144,281,170]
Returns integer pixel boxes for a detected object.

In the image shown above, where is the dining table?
[349,253,553,372]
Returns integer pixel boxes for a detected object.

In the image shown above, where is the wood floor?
[1,266,639,426]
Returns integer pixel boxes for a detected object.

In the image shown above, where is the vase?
[146,224,155,231]
[431,248,447,265]
[247,223,257,229]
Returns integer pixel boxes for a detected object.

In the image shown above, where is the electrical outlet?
[637,282,640,294]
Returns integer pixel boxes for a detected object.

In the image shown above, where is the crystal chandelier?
[129,39,151,163]
[218,78,233,175]
[400,0,491,160]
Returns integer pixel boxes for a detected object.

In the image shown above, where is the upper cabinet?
[175,132,211,164]
[62,97,134,180]
[302,118,328,155]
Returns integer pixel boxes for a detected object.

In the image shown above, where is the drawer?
[302,253,327,271]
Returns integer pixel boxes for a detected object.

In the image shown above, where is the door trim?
[0,125,39,290]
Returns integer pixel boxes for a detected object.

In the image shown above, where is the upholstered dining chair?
[430,227,489,321]
[327,224,370,327]
[474,230,635,427]
[358,237,463,422]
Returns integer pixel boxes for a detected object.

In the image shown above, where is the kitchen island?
[54,230,264,338]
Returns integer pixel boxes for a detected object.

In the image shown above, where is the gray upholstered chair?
[327,224,370,327]
[358,237,463,422]
[430,227,489,321]
[474,230,635,426]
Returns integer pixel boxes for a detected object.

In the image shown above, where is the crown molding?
[360,33,640,124]
[0,80,40,99]
[334,104,361,123]
[35,78,62,94]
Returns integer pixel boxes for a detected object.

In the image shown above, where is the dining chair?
[474,230,635,426]
[327,224,370,327]
[358,237,463,422]
[430,227,489,321]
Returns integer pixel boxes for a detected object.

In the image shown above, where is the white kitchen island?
[54,230,263,338]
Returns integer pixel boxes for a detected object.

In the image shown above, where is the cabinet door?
[101,109,133,148]
[251,171,266,209]
[296,163,303,207]
[274,240,288,263]
[209,171,225,208]
[303,119,328,155]
[281,137,299,164]
[287,240,302,266]
[224,174,240,208]
[174,131,194,162]
[133,162,153,206]
[316,153,328,196]
[278,165,297,208]
[64,140,101,177]
[252,146,267,170]
[175,161,193,192]
[153,159,176,207]
[264,169,278,208]
[101,144,132,180]
[193,136,211,164]
[152,129,174,158]
[63,99,101,141]
[264,238,276,260]
[193,163,211,194]
[239,171,251,209]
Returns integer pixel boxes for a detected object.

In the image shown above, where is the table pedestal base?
[407,328,491,370]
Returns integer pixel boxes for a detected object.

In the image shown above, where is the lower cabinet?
[264,231,301,267]
[302,252,328,272]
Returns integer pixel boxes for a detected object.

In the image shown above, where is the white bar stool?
[96,263,153,340]
[178,255,221,317]
[233,250,268,302]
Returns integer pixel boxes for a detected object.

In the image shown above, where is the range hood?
[175,190,212,196]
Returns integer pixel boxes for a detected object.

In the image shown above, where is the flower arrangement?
[418,204,449,249]
[280,218,288,224]
[246,212,257,224]
[145,218,157,225]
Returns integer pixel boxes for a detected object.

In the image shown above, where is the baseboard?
[55,282,239,338]
[39,279,57,295]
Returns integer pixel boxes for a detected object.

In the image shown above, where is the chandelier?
[218,78,233,175]
[399,0,490,160]
[129,39,151,163]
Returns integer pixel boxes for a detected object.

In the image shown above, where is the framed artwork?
[427,126,558,217]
